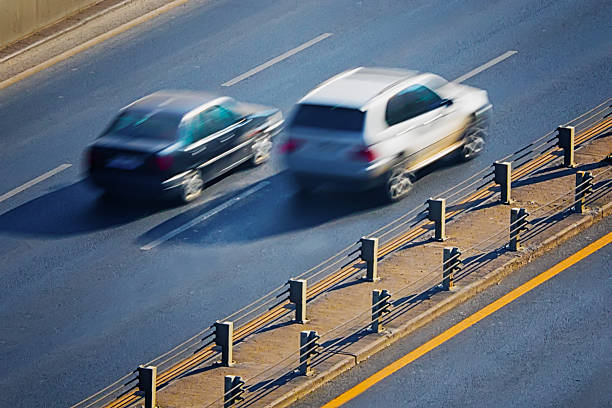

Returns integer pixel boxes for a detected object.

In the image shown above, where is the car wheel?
[459,126,486,161]
[383,166,413,202]
[181,171,204,203]
[251,135,272,166]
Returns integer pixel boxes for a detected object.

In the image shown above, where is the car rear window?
[290,104,365,132]
[105,111,181,140]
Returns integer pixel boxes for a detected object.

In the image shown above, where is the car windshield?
[290,104,365,132]
[105,110,181,140]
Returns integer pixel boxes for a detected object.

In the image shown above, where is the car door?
[382,86,436,168]
[408,85,460,157]
[196,105,251,178]
[383,85,453,170]
[180,109,225,181]
[209,104,252,169]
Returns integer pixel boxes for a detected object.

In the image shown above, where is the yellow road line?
[322,230,612,408]
[0,0,190,91]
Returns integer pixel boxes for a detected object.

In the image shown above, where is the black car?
[87,90,283,202]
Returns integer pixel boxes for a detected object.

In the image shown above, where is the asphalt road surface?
[0,0,610,406]
[294,215,612,408]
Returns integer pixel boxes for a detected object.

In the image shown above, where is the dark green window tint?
[385,85,442,126]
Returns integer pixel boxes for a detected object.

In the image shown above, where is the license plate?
[106,155,143,170]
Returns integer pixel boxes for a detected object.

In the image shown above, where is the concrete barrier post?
[137,365,157,408]
[574,171,593,214]
[360,237,379,282]
[299,330,320,376]
[371,289,392,333]
[289,279,308,324]
[427,198,447,241]
[510,207,529,251]
[442,247,461,290]
[214,321,234,367]
[224,375,245,408]
[494,161,512,204]
[557,126,576,168]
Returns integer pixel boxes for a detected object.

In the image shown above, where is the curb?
[0,0,133,64]
[265,199,612,408]
[0,0,190,91]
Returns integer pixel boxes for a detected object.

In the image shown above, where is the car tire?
[382,165,413,202]
[250,135,272,166]
[458,125,486,161]
[180,170,204,203]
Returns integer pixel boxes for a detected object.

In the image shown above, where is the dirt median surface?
[142,127,611,407]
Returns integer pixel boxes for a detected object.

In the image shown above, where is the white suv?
[283,67,492,201]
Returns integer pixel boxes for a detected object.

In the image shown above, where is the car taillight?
[279,138,304,154]
[350,146,376,162]
[152,155,173,171]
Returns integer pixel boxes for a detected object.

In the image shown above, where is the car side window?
[201,105,238,135]
[385,85,443,126]
[181,105,239,144]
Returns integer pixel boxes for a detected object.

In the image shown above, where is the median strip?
[322,229,612,407]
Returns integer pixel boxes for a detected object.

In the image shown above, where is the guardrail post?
[442,247,461,290]
[214,321,234,367]
[427,198,447,241]
[224,375,245,408]
[137,365,157,408]
[557,126,576,168]
[360,237,379,282]
[574,170,594,213]
[371,289,392,333]
[299,330,320,376]
[510,208,530,251]
[494,161,512,204]
[289,279,308,324]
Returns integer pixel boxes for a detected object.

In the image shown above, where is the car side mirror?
[441,99,453,107]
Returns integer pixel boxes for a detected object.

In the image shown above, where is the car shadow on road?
[139,153,473,247]
[0,179,174,237]
[139,170,393,247]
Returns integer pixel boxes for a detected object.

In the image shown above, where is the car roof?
[122,90,226,117]
[299,67,420,110]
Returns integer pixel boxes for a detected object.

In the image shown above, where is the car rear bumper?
[292,172,388,191]
[287,155,394,191]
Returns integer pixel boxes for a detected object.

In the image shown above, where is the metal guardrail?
[70,98,611,408]
[218,128,612,408]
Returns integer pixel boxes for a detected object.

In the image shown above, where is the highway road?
[294,215,612,408]
[0,0,610,406]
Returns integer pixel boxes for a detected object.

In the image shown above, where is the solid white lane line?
[0,163,72,204]
[222,33,333,87]
[452,50,518,84]
[140,181,270,251]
